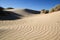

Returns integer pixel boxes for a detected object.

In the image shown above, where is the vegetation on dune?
[0,7,5,16]
[0,7,4,11]
[41,9,49,14]
[24,9,40,14]
[0,7,14,16]
[49,8,55,13]
[6,7,14,9]
[41,9,45,13]
[0,7,8,16]
[49,4,60,13]
[40,4,60,13]
[54,4,60,11]
[45,10,49,14]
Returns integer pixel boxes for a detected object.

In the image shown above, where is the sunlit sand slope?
[0,10,60,40]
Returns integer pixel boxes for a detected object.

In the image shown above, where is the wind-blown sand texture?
[0,9,60,40]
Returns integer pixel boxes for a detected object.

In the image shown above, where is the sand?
[0,9,60,40]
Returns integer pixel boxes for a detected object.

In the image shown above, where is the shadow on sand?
[0,11,23,20]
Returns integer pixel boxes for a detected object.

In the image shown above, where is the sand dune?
[6,9,40,17]
[0,9,60,40]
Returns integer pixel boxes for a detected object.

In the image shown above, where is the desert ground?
[0,9,60,40]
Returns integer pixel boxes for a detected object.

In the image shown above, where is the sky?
[0,0,60,11]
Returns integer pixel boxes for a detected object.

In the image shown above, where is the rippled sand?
[0,10,60,40]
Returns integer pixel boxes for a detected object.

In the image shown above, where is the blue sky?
[0,0,60,10]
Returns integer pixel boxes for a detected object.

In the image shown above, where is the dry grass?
[49,4,60,13]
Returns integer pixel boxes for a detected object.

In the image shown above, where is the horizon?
[0,0,60,11]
